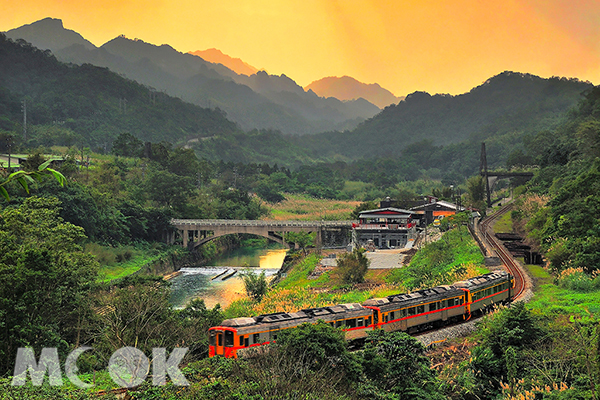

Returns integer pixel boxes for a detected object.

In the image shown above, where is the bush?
[337,248,370,284]
[239,269,269,302]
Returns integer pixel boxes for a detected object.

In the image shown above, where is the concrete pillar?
[182,229,188,248]
[316,228,322,248]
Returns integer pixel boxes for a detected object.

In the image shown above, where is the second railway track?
[478,203,528,300]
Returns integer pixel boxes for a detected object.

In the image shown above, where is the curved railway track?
[477,204,527,300]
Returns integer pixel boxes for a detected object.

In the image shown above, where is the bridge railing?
[171,219,356,227]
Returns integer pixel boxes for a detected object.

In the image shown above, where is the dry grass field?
[264,193,361,221]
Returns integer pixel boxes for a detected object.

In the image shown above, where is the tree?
[470,302,543,397]
[0,159,66,201]
[239,268,269,302]
[350,201,378,219]
[337,248,370,284]
[357,330,444,399]
[466,175,485,204]
[284,231,315,255]
[111,132,143,157]
[0,196,98,374]
[274,321,355,375]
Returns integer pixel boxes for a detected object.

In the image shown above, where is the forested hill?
[0,33,239,147]
[299,72,592,159]
[6,18,380,136]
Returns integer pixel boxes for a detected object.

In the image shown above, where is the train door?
[209,329,225,356]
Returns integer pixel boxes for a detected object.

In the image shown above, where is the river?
[169,247,287,309]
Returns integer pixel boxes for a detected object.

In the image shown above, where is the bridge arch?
[189,231,286,250]
[168,219,355,251]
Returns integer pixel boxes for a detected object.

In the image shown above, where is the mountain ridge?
[306,75,403,109]
[4,18,380,135]
[189,48,259,76]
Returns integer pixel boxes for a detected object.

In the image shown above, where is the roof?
[410,200,465,212]
[358,207,415,218]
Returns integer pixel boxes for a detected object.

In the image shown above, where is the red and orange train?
[209,271,514,358]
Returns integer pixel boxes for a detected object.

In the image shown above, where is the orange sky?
[2,0,599,96]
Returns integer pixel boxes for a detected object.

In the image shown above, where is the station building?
[353,207,417,249]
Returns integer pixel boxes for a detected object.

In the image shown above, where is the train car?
[209,272,515,358]
[363,284,467,334]
[455,271,513,315]
[209,303,373,358]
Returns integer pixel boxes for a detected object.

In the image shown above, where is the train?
[209,270,514,358]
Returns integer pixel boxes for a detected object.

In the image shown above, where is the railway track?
[477,204,527,300]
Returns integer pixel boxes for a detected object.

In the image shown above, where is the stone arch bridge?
[170,219,355,250]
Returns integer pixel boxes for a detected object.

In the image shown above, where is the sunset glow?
[2,0,599,96]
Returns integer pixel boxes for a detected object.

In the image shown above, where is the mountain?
[0,32,238,145]
[299,72,593,159]
[189,48,259,76]
[306,76,402,109]
[5,18,379,135]
[5,17,95,51]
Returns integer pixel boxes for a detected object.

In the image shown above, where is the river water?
[169,247,287,309]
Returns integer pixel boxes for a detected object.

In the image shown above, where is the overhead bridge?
[170,219,355,250]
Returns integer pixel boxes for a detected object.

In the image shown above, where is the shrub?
[337,248,370,284]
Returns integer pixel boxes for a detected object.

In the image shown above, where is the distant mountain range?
[5,18,383,135]
[306,76,403,109]
[189,48,259,76]
[299,71,592,160]
[1,18,594,173]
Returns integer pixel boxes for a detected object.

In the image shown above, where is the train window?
[408,307,416,316]
[209,332,216,346]
[273,333,278,341]
[400,309,407,318]
[384,314,388,323]
[239,336,244,347]
[429,302,436,311]
[417,305,425,314]
[253,333,260,344]
[390,311,395,320]
[336,320,343,328]
[225,331,234,347]
[245,337,249,347]
[347,319,357,328]
[218,334,223,347]
[366,316,372,326]
[357,318,364,327]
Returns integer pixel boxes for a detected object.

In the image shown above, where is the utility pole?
[480,142,491,208]
[6,135,11,169]
[21,99,27,141]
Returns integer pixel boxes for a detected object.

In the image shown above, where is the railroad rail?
[478,204,527,300]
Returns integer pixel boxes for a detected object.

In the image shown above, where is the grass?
[525,264,600,318]
[386,227,488,290]
[265,193,360,221]
[493,211,513,233]
[86,242,185,282]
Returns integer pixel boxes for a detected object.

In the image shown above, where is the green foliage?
[350,200,378,219]
[111,132,143,157]
[337,247,370,284]
[357,330,444,400]
[0,196,98,375]
[239,269,269,302]
[283,231,315,255]
[0,158,66,201]
[470,302,544,397]
[274,321,354,375]
[387,227,486,289]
